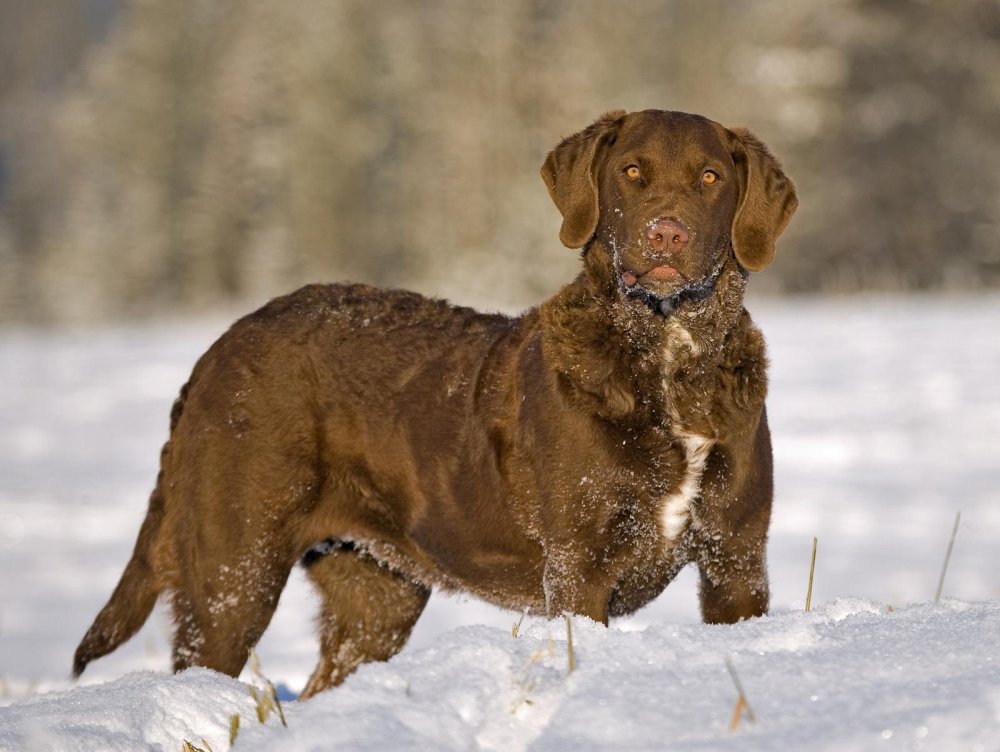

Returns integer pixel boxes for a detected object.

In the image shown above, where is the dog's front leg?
[694,426,772,623]
[695,538,770,623]
[541,545,612,625]
[692,484,771,624]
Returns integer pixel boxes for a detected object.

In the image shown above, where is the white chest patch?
[660,432,714,541]
[662,319,701,367]
[659,317,715,541]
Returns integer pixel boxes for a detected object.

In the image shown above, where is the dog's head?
[541,110,797,303]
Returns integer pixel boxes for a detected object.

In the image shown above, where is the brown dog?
[73,109,797,696]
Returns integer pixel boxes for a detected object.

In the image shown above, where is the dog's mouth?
[621,264,685,289]
[619,264,692,316]
[617,247,731,316]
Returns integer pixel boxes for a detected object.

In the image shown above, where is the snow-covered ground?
[1,294,999,750]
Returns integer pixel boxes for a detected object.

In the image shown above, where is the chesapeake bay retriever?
[73,109,797,696]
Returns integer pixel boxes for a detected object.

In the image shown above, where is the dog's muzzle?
[621,248,731,317]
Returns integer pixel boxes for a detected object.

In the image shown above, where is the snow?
[1,294,999,750]
[3,602,999,751]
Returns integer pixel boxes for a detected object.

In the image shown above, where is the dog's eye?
[702,170,719,185]
[625,165,641,180]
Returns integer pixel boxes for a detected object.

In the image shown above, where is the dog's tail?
[72,385,187,678]
[71,484,164,677]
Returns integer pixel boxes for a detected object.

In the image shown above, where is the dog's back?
[74,282,539,678]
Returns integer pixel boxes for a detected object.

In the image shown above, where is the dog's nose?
[646,218,689,255]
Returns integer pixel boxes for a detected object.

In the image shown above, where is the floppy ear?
[727,128,798,272]
[540,110,626,249]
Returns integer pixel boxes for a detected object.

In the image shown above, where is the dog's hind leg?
[163,444,317,677]
[159,355,331,677]
[299,542,430,698]
[169,540,299,677]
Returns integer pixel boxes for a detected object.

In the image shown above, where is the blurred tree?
[0,0,998,323]
[0,0,120,320]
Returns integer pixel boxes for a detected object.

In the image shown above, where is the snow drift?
[1,295,999,749]
[2,600,998,751]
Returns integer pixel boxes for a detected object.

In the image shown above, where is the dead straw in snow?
[805,536,818,612]
[725,656,756,730]
[935,511,961,603]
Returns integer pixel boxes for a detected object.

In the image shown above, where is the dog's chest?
[658,431,713,540]
[657,319,718,542]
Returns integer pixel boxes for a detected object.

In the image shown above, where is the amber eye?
[702,170,719,185]
[625,165,641,180]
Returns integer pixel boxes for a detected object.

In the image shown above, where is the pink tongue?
[622,271,638,287]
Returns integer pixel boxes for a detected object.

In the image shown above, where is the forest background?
[2,0,999,324]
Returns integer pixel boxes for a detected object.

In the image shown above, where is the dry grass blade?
[510,641,555,714]
[512,609,527,638]
[228,714,240,746]
[270,682,287,727]
[249,686,268,724]
[565,613,576,674]
[724,657,756,729]
[935,511,961,603]
[248,649,265,683]
[729,695,748,731]
[805,536,818,612]
[247,649,288,727]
